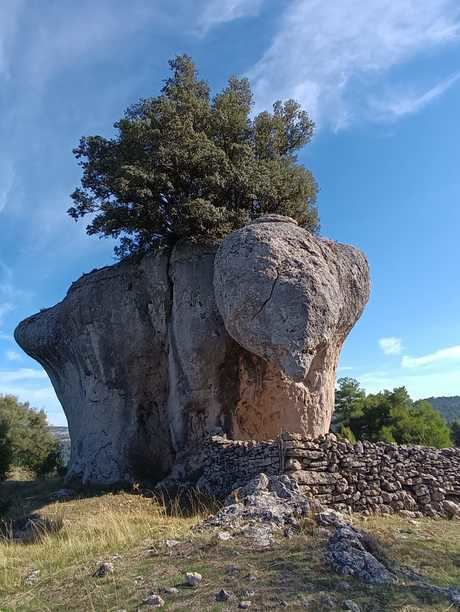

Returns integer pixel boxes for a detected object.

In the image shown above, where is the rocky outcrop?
[15,216,369,485]
[214,215,369,437]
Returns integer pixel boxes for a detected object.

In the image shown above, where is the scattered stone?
[92,562,114,578]
[200,474,311,538]
[1,515,64,543]
[143,594,165,607]
[216,531,231,541]
[163,587,179,595]
[165,539,180,548]
[185,571,202,587]
[49,488,74,501]
[24,569,40,585]
[242,524,274,548]
[318,593,338,609]
[327,526,397,584]
[336,580,352,591]
[343,600,362,612]
[443,500,460,518]
[242,590,256,598]
[216,589,232,602]
[239,601,251,609]
[316,509,347,528]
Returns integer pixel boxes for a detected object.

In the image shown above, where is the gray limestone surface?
[15,216,370,485]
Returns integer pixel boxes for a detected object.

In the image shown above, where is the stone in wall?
[184,433,460,518]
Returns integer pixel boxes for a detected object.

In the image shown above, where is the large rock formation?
[15,216,369,485]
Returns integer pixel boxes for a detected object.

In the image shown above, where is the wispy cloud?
[358,367,460,399]
[248,0,460,128]
[5,350,21,362]
[0,368,48,384]
[0,1,24,79]
[26,3,160,88]
[0,161,14,213]
[402,344,460,368]
[0,302,13,325]
[370,72,460,120]
[197,0,264,34]
[379,337,403,355]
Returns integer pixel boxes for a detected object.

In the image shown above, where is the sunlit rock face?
[214,215,370,440]
[15,215,369,485]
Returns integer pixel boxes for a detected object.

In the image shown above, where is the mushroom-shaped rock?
[214,215,370,428]
[14,215,370,486]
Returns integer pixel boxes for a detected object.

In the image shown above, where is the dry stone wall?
[192,433,460,518]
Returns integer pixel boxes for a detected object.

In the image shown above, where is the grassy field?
[0,475,459,611]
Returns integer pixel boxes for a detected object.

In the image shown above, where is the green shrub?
[69,55,318,258]
[0,395,61,477]
[0,417,13,480]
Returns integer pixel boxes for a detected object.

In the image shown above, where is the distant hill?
[423,396,460,423]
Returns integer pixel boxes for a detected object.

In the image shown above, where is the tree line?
[333,378,459,448]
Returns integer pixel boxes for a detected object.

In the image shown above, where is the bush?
[0,417,13,480]
[69,55,318,258]
[0,395,62,477]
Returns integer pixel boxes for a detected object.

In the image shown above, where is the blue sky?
[1,0,460,426]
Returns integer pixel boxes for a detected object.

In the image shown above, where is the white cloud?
[5,350,21,361]
[379,337,403,355]
[402,345,460,368]
[370,72,460,120]
[197,0,264,34]
[248,0,460,128]
[0,368,48,384]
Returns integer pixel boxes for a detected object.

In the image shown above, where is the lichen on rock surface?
[15,215,370,485]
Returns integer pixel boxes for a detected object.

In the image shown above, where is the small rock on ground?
[24,570,40,585]
[185,571,202,587]
[163,587,179,595]
[92,562,114,578]
[343,600,362,612]
[239,602,251,609]
[216,588,232,601]
[143,594,165,607]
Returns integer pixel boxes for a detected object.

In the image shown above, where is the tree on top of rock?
[69,55,318,258]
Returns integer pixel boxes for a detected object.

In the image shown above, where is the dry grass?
[0,476,459,611]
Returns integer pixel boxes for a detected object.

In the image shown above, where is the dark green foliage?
[69,55,318,258]
[0,417,13,480]
[332,377,366,433]
[334,379,453,448]
[451,420,460,447]
[423,396,460,423]
[0,395,62,477]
